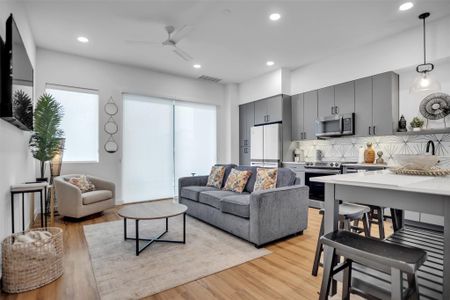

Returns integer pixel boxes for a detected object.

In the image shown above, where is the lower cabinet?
[239,147,251,166]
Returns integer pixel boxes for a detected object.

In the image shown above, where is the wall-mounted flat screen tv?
[0,14,34,131]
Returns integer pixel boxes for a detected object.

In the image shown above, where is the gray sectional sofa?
[178,164,309,247]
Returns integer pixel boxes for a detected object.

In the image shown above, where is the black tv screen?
[0,14,34,131]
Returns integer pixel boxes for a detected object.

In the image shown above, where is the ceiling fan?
[126,25,194,62]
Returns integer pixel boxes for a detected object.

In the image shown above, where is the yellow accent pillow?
[206,166,226,188]
[253,168,278,192]
[223,169,252,193]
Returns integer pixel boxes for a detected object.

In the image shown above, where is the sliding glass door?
[122,94,216,203]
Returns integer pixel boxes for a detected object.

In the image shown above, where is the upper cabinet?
[254,95,283,125]
[354,72,399,137]
[239,102,254,147]
[334,81,355,115]
[292,91,318,140]
[318,86,334,118]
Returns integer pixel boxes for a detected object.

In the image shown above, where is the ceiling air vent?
[198,75,222,83]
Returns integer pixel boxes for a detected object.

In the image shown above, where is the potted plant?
[29,93,64,182]
[410,116,425,131]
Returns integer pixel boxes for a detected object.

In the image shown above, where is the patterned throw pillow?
[68,175,96,193]
[253,168,278,192]
[206,166,226,188]
[223,169,252,193]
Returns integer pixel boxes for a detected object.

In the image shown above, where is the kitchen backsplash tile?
[292,133,450,167]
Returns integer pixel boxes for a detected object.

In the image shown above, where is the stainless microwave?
[315,113,355,137]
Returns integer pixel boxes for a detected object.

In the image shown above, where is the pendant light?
[409,12,441,94]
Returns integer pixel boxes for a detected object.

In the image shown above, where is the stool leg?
[312,215,325,276]
[319,247,336,300]
[407,273,419,300]
[378,208,385,239]
[362,213,371,237]
[342,259,353,300]
[391,268,403,300]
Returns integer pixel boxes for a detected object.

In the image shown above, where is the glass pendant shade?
[409,72,441,94]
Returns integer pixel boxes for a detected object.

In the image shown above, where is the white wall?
[290,16,450,94]
[238,69,283,104]
[0,1,36,242]
[36,49,226,203]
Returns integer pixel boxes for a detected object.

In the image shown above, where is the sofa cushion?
[82,190,113,205]
[253,168,278,192]
[199,190,239,209]
[223,169,252,193]
[215,164,237,188]
[180,186,218,201]
[276,168,297,187]
[206,166,226,188]
[221,194,251,218]
[67,175,96,193]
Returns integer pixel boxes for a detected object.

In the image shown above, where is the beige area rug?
[83,215,270,299]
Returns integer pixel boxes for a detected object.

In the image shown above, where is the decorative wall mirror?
[104,97,119,153]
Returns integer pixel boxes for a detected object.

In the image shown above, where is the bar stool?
[312,202,371,276]
[319,230,426,300]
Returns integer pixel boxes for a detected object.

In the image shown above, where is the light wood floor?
[0,205,392,300]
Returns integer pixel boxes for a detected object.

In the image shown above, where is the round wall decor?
[419,92,450,120]
[104,97,119,153]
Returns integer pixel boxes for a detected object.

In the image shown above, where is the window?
[122,94,217,203]
[46,85,99,162]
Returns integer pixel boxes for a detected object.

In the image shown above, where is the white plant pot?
[412,127,421,131]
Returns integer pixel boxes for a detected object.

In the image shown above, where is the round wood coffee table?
[117,202,187,256]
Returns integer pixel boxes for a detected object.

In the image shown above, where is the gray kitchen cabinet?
[318,86,334,118]
[372,72,399,136]
[354,77,373,137]
[354,72,399,137]
[254,95,282,125]
[239,102,254,147]
[239,146,251,166]
[303,90,318,140]
[334,81,355,115]
[291,93,304,140]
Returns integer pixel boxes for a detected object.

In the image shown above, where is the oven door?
[304,169,341,208]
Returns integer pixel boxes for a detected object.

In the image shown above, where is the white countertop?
[311,169,450,196]
[282,161,306,165]
[342,163,387,168]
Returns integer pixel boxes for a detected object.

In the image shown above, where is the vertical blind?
[122,94,217,203]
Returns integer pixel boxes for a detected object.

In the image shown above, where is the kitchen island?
[311,170,450,299]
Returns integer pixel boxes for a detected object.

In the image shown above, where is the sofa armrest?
[249,185,309,246]
[88,176,115,200]
[54,177,83,216]
[178,175,209,198]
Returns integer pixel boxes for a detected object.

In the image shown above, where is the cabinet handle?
[267,115,270,122]
[368,126,372,135]
[303,132,306,139]
[373,125,376,135]
[331,106,334,115]
[335,106,339,114]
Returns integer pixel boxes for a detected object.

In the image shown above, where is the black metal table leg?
[136,220,139,256]
[22,193,25,232]
[124,218,127,240]
[183,213,186,243]
[44,187,48,227]
[40,190,44,227]
[11,193,15,233]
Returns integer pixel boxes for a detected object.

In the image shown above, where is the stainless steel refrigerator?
[250,123,281,167]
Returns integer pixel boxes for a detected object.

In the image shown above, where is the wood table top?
[117,202,187,220]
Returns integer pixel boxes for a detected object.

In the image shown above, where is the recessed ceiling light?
[193,64,201,69]
[266,61,274,66]
[399,2,414,11]
[269,13,281,21]
[77,36,89,43]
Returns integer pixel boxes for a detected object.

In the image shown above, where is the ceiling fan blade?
[171,25,194,43]
[124,40,161,45]
[173,47,193,61]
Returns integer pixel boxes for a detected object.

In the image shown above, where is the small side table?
[10,182,48,233]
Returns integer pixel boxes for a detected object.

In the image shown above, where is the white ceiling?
[22,0,450,83]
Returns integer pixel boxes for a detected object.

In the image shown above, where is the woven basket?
[1,227,64,293]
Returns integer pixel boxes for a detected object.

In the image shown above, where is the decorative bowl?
[393,154,440,170]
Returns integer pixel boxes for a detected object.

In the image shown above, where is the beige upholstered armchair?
[54,175,115,218]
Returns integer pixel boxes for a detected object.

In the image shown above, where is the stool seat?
[320,203,371,220]
[321,230,427,274]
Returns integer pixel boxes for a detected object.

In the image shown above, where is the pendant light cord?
[423,16,427,65]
